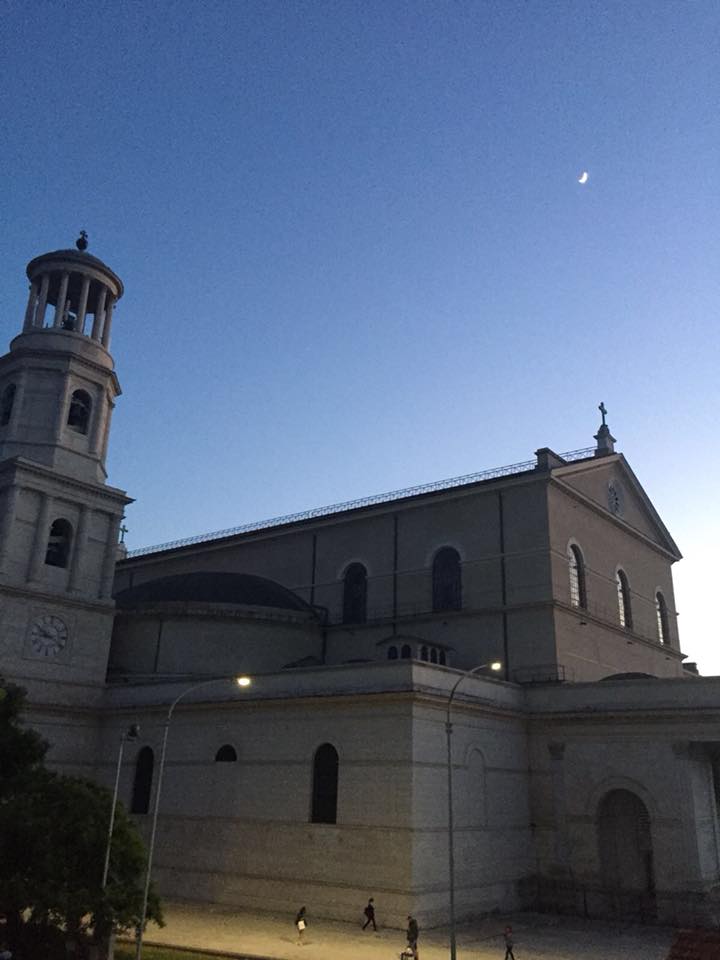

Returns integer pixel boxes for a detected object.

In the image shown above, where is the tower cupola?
[22,233,123,349]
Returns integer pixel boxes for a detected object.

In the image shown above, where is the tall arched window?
[45,518,73,568]
[616,569,633,630]
[131,746,154,814]
[342,563,367,624]
[432,547,462,612]
[0,383,16,426]
[655,592,669,645]
[400,644,411,659]
[67,389,92,434]
[568,544,587,609]
[311,743,339,824]
[215,744,237,762]
[387,646,398,660]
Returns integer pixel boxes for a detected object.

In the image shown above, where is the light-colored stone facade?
[1,242,719,931]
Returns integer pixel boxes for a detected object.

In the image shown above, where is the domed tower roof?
[26,248,124,300]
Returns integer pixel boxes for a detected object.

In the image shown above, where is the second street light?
[135,674,252,960]
[446,660,502,960]
[101,722,141,890]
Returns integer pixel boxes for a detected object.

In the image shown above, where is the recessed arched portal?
[597,788,656,918]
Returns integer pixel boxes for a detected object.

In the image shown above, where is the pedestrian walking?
[362,897,377,931]
[503,924,515,960]
[406,915,419,957]
[295,906,307,945]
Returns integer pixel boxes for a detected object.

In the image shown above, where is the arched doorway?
[597,789,656,919]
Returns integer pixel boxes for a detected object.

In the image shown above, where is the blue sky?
[1,1,718,671]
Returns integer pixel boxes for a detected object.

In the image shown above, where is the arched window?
[421,645,429,661]
[568,544,587,609]
[45,518,73,568]
[430,648,438,663]
[616,569,633,630]
[439,649,446,665]
[387,646,398,660]
[215,744,237,762]
[130,746,154,814]
[311,743,339,824]
[342,563,367,624]
[655,592,669,645]
[67,389,91,435]
[400,644,411,659]
[0,384,16,426]
[432,547,462,612]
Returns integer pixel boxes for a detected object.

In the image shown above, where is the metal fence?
[126,446,597,559]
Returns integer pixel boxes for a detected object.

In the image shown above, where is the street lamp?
[446,660,502,960]
[135,675,252,960]
[101,722,141,890]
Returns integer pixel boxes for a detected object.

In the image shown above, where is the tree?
[0,679,163,959]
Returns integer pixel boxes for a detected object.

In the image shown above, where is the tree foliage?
[0,679,162,959]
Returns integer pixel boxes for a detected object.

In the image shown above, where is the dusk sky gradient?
[2,1,718,670]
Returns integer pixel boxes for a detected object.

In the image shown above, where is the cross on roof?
[599,401,607,426]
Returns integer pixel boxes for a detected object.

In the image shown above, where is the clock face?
[30,615,68,657]
[607,480,624,516]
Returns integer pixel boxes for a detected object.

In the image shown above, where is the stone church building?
[2,242,719,930]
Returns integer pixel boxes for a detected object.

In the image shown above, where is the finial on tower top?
[76,230,88,252]
[594,401,616,457]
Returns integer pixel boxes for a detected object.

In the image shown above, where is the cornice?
[0,343,122,395]
[0,580,115,613]
[0,456,132,508]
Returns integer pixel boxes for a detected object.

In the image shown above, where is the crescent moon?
[578,171,589,184]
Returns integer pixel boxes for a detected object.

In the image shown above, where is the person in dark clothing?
[406,915,419,953]
[503,925,515,960]
[295,906,307,944]
[362,897,377,931]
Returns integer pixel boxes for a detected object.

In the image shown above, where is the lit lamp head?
[235,676,251,688]
[489,661,502,672]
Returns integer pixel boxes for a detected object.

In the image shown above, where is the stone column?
[91,286,107,341]
[88,384,104,456]
[0,485,19,574]
[36,274,50,327]
[99,513,122,598]
[23,281,39,331]
[76,276,91,334]
[53,272,70,328]
[7,369,27,437]
[68,504,88,592]
[548,741,569,866]
[27,493,51,582]
[101,297,115,349]
[53,374,71,442]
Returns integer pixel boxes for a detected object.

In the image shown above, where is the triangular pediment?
[551,454,681,559]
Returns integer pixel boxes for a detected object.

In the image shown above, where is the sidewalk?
[139,901,676,960]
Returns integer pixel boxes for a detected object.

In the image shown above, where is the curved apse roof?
[114,571,314,613]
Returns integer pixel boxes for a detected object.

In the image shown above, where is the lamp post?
[134,675,252,960]
[101,722,141,890]
[446,660,502,960]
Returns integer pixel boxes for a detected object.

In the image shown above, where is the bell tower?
[0,235,131,707]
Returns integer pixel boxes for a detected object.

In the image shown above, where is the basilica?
[2,241,719,930]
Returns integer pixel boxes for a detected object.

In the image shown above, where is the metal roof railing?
[126,445,596,559]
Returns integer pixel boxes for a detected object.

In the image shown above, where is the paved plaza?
[136,901,677,960]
